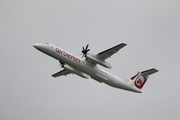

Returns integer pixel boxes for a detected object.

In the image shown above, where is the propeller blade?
[81,44,90,58]
[86,44,89,50]
[58,61,65,68]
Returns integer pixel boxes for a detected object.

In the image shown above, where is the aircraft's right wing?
[52,69,72,77]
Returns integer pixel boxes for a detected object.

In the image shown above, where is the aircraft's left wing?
[96,43,127,60]
[52,69,71,77]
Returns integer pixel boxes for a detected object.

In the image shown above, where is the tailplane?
[128,68,158,89]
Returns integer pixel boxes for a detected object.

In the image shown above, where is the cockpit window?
[42,42,49,45]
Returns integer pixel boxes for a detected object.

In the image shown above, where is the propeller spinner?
[82,44,90,58]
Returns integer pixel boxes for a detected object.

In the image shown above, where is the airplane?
[33,42,158,93]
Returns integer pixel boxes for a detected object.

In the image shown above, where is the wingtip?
[120,43,127,46]
[152,68,159,72]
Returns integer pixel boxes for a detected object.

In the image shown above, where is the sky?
[1,0,180,120]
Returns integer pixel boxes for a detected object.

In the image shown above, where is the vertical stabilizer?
[129,68,158,89]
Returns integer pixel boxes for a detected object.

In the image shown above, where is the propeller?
[82,44,90,58]
[58,61,65,69]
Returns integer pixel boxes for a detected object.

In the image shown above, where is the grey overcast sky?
[1,0,180,120]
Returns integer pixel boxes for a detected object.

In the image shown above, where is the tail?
[128,68,158,89]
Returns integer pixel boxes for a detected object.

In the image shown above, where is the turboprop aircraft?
[33,42,158,93]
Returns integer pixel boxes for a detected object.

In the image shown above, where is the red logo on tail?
[134,75,147,89]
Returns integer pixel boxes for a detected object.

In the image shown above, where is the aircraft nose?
[33,43,41,49]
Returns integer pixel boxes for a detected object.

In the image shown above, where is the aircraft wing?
[52,69,72,77]
[96,43,127,60]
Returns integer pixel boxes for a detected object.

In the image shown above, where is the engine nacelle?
[64,64,89,79]
[86,52,112,69]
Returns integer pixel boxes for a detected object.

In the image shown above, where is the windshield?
[42,42,50,45]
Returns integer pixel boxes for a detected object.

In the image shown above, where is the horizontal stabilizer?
[141,68,159,77]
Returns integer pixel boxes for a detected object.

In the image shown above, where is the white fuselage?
[33,42,141,93]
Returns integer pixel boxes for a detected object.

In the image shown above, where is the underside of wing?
[97,43,127,60]
[52,69,72,77]
[52,64,89,79]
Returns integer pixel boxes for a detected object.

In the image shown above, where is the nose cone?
[33,43,41,49]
